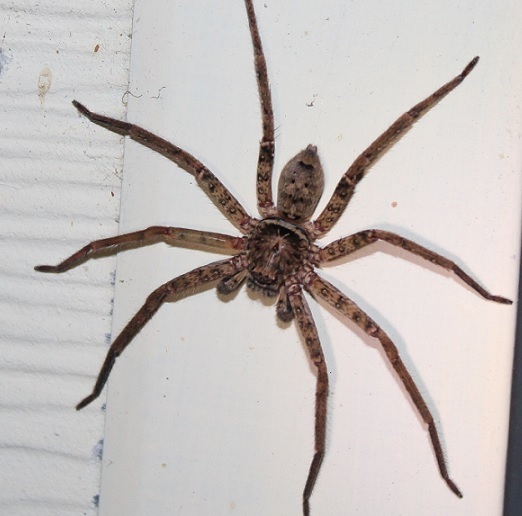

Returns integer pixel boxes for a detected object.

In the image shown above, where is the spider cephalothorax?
[36,1,512,514]
[245,217,311,298]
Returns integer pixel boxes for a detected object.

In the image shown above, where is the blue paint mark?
[0,48,12,78]
[92,439,104,461]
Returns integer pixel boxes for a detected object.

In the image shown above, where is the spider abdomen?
[246,217,311,296]
[277,144,325,223]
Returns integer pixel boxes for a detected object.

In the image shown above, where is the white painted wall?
[0,1,133,514]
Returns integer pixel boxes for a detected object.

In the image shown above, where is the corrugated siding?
[0,1,133,514]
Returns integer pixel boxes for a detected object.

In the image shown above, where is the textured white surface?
[96,1,521,515]
[0,1,133,514]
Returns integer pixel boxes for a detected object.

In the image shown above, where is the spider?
[36,0,512,514]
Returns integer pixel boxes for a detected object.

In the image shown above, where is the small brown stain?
[37,65,52,106]
[391,201,398,208]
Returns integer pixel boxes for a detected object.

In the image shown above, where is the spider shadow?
[323,221,488,301]
[314,224,476,453]
[312,273,443,432]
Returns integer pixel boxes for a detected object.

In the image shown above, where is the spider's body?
[240,144,325,301]
[36,1,512,514]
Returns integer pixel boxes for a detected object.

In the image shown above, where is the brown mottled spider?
[36,0,512,514]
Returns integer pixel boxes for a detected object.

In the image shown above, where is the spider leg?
[75,256,245,410]
[35,226,244,273]
[245,0,276,217]
[311,57,479,239]
[286,281,329,516]
[304,270,463,498]
[318,229,512,304]
[72,101,255,233]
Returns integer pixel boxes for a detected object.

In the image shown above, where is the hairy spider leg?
[311,57,479,239]
[319,229,512,304]
[245,0,276,217]
[287,281,329,516]
[35,227,244,273]
[73,257,245,410]
[72,100,255,233]
[305,270,463,499]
